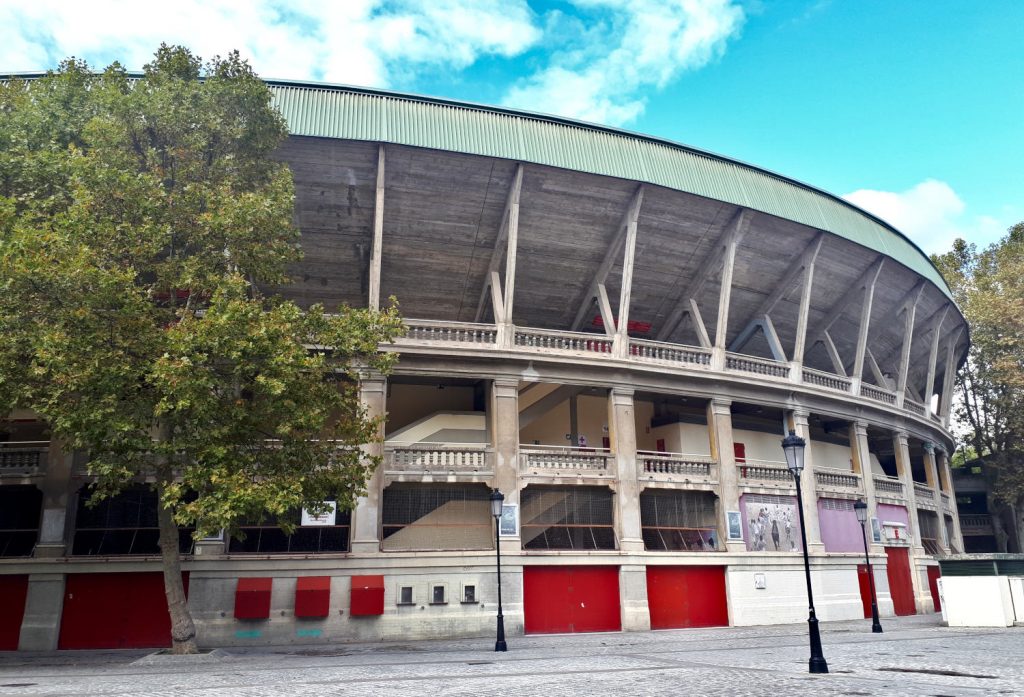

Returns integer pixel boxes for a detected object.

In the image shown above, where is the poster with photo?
[499,504,519,537]
[871,517,882,543]
[726,511,743,540]
[742,496,801,552]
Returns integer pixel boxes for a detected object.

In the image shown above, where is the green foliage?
[0,45,403,538]
[932,223,1024,509]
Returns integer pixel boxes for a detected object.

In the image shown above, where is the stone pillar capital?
[492,378,519,398]
[893,430,909,446]
[710,397,732,415]
[852,420,869,437]
[922,440,935,454]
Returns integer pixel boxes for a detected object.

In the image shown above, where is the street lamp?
[781,429,829,674]
[854,499,883,633]
[490,488,507,652]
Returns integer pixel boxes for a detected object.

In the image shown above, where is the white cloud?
[503,0,745,125]
[0,0,541,87]
[843,179,1006,254]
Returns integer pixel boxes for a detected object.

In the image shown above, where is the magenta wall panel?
[817,498,863,553]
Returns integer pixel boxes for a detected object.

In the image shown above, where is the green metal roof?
[267,79,953,300]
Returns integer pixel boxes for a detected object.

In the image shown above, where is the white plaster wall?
[386,385,476,435]
[812,441,855,471]
[519,394,607,448]
[644,422,711,455]
[726,564,866,625]
[385,412,486,444]
[732,429,785,462]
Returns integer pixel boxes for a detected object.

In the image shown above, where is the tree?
[932,223,1024,552]
[0,47,403,653]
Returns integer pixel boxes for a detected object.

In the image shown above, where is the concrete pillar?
[350,375,387,554]
[619,564,651,632]
[922,442,948,552]
[893,431,930,612]
[34,438,75,557]
[491,379,520,549]
[18,573,65,650]
[849,421,883,555]
[786,408,823,552]
[938,449,964,552]
[707,399,744,553]
[608,387,643,553]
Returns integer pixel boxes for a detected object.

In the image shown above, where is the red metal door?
[884,547,916,616]
[0,575,29,650]
[646,566,728,629]
[523,566,620,634]
[856,564,872,619]
[59,572,189,649]
[927,566,941,613]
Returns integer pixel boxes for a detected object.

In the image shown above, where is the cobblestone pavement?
[1,616,1022,697]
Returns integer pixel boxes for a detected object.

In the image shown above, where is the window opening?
[382,483,492,551]
[462,584,476,603]
[398,586,414,605]
[641,489,719,551]
[228,506,350,554]
[520,485,616,550]
[0,485,42,557]
[72,485,194,555]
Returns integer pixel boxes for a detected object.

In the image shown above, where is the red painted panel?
[646,566,728,629]
[857,564,872,619]
[295,576,331,618]
[350,574,385,616]
[0,575,29,650]
[523,566,620,634]
[59,572,189,649]
[235,577,272,619]
[927,566,941,613]
[885,547,916,616]
[733,442,746,464]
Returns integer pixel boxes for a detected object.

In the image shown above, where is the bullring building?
[1,81,966,650]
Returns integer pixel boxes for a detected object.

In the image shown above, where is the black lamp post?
[490,488,507,652]
[854,499,883,633]
[782,429,829,674]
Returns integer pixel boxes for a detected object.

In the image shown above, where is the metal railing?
[519,444,613,472]
[514,327,613,354]
[629,339,711,367]
[401,319,497,345]
[801,367,852,392]
[725,352,790,378]
[639,451,717,480]
[814,467,862,490]
[384,444,490,473]
[0,441,49,475]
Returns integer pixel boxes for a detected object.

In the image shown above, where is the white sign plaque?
[301,501,337,527]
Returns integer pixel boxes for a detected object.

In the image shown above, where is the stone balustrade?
[639,451,717,481]
[725,352,790,378]
[903,397,926,416]
[519,445,613,473]
[959,513,993,532]
[801,367,852,392]
[940,491,952,511]
[873,475,904,498]
[514,328,613,354]
[737,459,793,483]
[814,467,862,490]
[861,383,897,405]
[628,339,711,367]
[0,442,49,476]
[401,319,497,345]
[385,444,491,473]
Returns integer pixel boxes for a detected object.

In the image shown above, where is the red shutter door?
[59,572,189,649]
[523,566,620,634]
[927,566,942,613]
[646,566,728,629]
[856,564,872,619]
[0,575,29,650]
[884,547,916,616]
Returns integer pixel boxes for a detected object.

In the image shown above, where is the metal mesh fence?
[382,483,492,551]
[520,485,616,550]
[640,488,719,551]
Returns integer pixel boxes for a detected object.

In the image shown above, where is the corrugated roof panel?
[262,83,952,300]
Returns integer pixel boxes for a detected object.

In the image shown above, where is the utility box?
[350,575,385,616]
[295,576,331,618]
[234,577,272,620]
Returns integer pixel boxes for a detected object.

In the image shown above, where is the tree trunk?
[156,477,198,654]
[1013,498,1024,554]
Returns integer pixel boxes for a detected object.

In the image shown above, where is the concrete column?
[922,442,948,552]
[18,573,65,650]
[491,379,520,549]
[893,431,930,612]
[707,399,744,553]
[938,449,964,552]
[350,375,387,554]
[786,408,823,552]
[608,387,643,553]
[850,421,883,554]
[34,438,75,557]
[619,564,651,632]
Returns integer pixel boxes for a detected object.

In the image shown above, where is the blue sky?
[1,0,1020,254]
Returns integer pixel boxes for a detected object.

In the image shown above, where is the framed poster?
[301,501,337,527]
[871,517,882,543]
[499,503,519,537]
[726,511,743,540]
